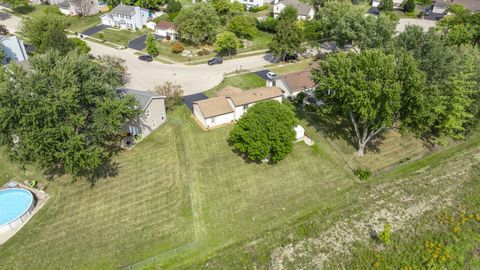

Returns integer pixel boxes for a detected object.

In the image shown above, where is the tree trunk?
[357,142,366,156]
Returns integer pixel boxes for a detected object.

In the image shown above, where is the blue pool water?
[0,189,34,226]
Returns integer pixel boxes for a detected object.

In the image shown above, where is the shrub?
[197,50,204,56]
[228,101,296,163]
[403,0,415,13]
[248,5,268,12]
[256,17,277,33]
[97,33,104,39]
[166,0,182,14]
[295,92,306,104]
[202,48,210,55]
[379,223,391,245]
[354,168,372,180]
[171,42,184,53]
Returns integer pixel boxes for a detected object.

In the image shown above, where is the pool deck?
[0,184,49,245]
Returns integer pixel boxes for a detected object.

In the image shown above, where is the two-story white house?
[0,35,28,64]
[101,4,149,31]
[193,86,283,129]
[273,0,315,20]
[230,0,264,8]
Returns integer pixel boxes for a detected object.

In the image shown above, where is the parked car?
[208,57,223,65]
[138,55,153,62]
[284,54,299,62]
[266,72,276,80]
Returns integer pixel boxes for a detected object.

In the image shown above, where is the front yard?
[93,28,150,47]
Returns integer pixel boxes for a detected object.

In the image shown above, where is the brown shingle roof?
[156,21,176,30]
[216,86,242,97]
[193,96,234,118]
[280,71,316,93]
[227,87,283,106]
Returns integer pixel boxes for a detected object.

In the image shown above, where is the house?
[193,86,283,128]
[117,88,167,140]
[275,70,316,98]
[273,0,315,20]
[431,0,480,13]
[1,35,28,64]
[101,4,149,30]
[47,0,99,16]
[372,0,404,9]
[193,96,236,128]
[155,21,179,40]
[230,0,264,8]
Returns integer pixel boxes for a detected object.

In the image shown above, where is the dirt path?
[270,147,480,270]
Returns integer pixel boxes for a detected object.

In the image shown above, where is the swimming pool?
[0,188,35,235]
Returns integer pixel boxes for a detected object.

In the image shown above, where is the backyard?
[0,103,477,269]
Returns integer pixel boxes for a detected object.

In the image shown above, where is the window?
[129,126,139,136]
[211,117,215,124]
[145,109,150,117]
[243,105,248,110]
[153,119,156,127]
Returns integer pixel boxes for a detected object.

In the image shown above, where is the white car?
[266,72,276,80]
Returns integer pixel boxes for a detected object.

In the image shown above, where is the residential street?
[86,40,273,95]
[0,10,437,95]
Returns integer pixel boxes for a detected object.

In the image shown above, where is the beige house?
[193,86,283,129]
[118,88,167,140]
[275,70,316,98]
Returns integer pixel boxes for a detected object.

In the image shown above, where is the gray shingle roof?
[117,88,165,110]
[111,4,136,16]
[277,0,313,16]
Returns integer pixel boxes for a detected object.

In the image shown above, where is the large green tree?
[0,51,141,180]
[174,3,220,44]
[145,33,159,56]
[395,26,479,140]
[19,14,73,55]
[312,50,402,156]
[227,15,257,39]
[379,0,394,11]
[228,101,296,163]
[359,13,398,50]
[316,1,366,49]
[215,31,239,57]
[269,7,303,61]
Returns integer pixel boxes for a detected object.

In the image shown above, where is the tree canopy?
[215,31,240,57]
[227,15,257,39]
[312,50,402,156]
[20,14,73,55]
[269,7,303,60]
[228,101,296,163]
[0,51,141,180]
[145,33,159,56]
[174,3,220,44]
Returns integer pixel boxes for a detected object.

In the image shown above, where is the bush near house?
[228,101,296,163]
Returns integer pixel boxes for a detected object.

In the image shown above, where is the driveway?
[0,11,21,33]
[396,18,437,33]
[254,70,272,80]
[82,24,110,36]
[128,34,163,51]
[183,93,208,111]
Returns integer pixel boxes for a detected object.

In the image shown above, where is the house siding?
[231,0,264,8]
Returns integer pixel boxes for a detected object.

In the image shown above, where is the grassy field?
[0,123,195,269]
[167,133,480,269]
[203,73,266,97]
[268,60,314,75]
[299,109,431,172]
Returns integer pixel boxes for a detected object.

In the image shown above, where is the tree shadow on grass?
[294,105,385,155]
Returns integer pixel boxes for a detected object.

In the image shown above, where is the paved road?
[396,18,437,33]
[87,40,273,95]
[0,11,21,33]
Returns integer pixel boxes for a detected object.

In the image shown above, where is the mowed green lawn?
[0,105,355,269]
[203,73,266,97]
[93,28,149,47]
[0,123,195,269]
[175,107,354,248]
